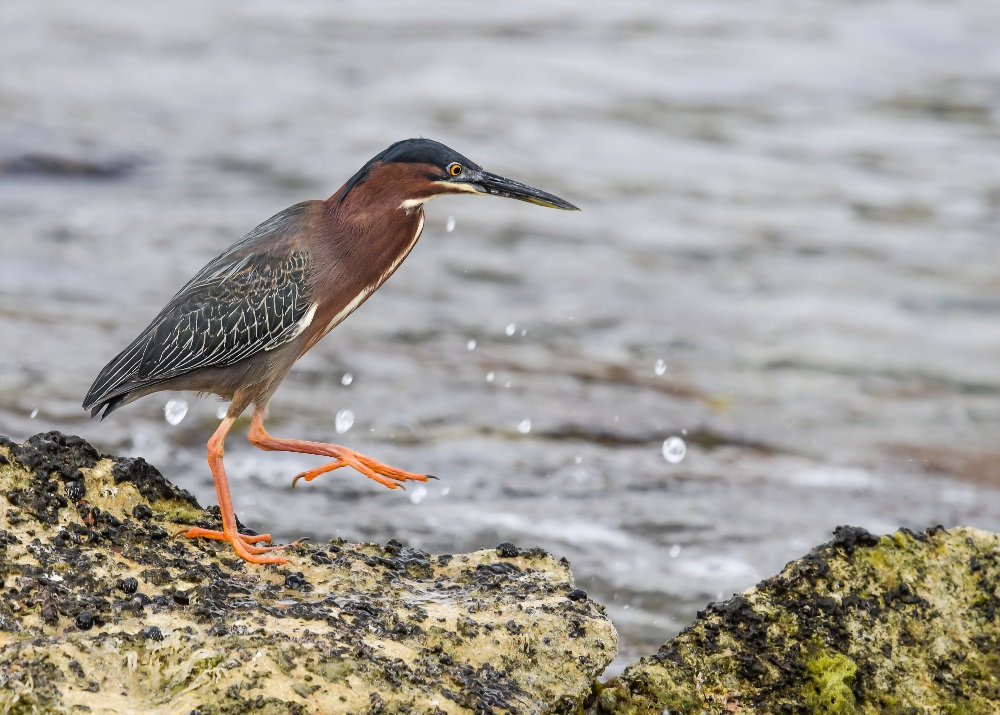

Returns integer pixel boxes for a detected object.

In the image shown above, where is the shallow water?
[2,1,999,674]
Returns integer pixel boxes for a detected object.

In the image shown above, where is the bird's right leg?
[173,416,288,565]
[247,407,431,490]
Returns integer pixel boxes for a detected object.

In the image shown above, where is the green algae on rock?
[0,432,616,714]
[593,524,1000,714]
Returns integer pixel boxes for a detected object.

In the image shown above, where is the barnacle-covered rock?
[0,432,616,714]
[594,524,1000,714]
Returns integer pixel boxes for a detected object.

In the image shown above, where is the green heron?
[83,138,578,565]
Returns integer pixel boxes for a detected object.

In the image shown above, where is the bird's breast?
[300,210,425,354]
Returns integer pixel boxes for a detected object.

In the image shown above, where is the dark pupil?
[452,165,461,175]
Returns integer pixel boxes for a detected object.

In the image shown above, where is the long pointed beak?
[472,170,580,211]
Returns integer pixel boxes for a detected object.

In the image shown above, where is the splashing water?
[662,436,686,464]
[164,399,188,426]
[410,484,428,504]
[216,404,228,420]
[654,359,667,376]
[341,373,354,386]
[517,418,532,434]
[670,544,682,558]
[441,486,451,496]
[335,409,355,434]
[466,339,476,351]
[29,408,38,419]
[445,216,456,233]
[486,372,495,383]
[504,323,516,336]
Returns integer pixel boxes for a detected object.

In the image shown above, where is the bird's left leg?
[247,407,431,490]
[172,416,291,563]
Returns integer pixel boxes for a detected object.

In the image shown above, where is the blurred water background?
[1,1,999,674]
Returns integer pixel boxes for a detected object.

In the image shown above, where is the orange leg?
[248,408,432,490]
[173,416,289,565]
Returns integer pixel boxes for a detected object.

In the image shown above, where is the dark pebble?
[117,577,139,595]
[172,590,190,606]
[75,611,94,630]
[142,625,164,641]
[567,588,587,601]
[496,542,520,558]
[132,503,153,521]
[476,562,519,576]
[284,572,305,590]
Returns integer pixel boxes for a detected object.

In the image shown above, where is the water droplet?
[520,329,527,337]
[410,484,428,504]
[466,339,476,351]
[575,456,583,464]
[29,408,38,419]
[335,409,354,434]
[670,544,682,558]
[164,399,188,426]
[504,323,516,336]
[441,486,451,496]
[623,604,630,610]
[517,418,532,434]
[662,436,686,464]
[216,405,228,420]
[341,372,354,386]
[486,372,495,382]
[446,216,456,233]
[654,359,667,376]
[681,428,688,435]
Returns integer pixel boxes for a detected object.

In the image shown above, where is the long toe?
[175,527,289,564]
[353,452,429,484]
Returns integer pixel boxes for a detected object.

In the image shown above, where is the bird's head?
[337,138,579,213]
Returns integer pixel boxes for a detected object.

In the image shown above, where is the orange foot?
[290,446,434,490]
[173,527,298,565]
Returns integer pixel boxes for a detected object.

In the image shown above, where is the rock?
[593,524,1000,714]
[0,433,616,714]
[6,431,999,714]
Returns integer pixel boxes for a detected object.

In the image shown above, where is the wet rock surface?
[0,433,616,714]
[594,524,1000,714]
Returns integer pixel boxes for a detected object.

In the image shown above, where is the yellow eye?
[448,163,463,177]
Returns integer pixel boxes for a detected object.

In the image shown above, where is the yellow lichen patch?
[803,651,859,715]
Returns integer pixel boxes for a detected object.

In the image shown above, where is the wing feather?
[83,204,315,414]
